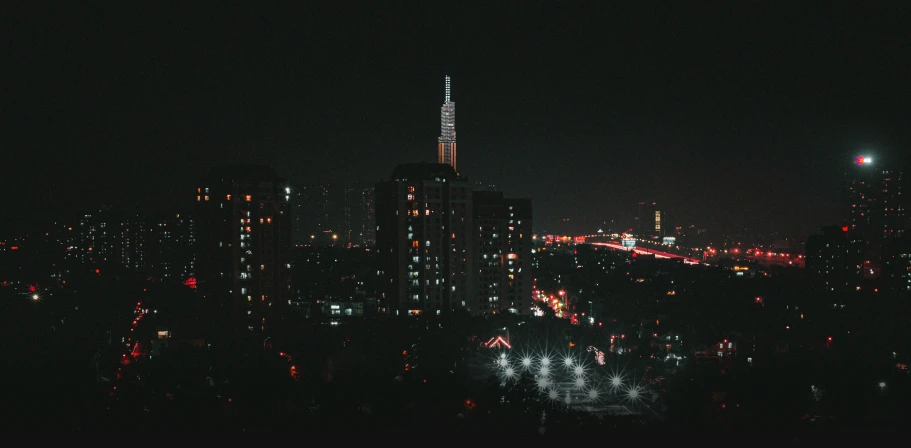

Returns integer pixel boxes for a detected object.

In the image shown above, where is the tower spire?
[437,76,457,172]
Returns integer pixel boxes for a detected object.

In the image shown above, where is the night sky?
[5,2,910,237]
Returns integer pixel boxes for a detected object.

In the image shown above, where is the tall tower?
[437,76,457,172]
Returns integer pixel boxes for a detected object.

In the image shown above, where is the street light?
[31,293,40,301]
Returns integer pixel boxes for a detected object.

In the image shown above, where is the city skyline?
[6,3,911,238]
[5,3,911,433]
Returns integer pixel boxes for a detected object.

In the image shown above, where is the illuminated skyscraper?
[437,76,457,172]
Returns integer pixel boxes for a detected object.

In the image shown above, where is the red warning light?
[842,226,849,232]
[827,337,832,341]
[856,156,865,165]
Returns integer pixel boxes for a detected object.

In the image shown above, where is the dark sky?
[5,2,910,237]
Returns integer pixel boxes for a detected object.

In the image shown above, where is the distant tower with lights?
[437,76,457,172]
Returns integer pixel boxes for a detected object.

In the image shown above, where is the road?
[589,242,701,264]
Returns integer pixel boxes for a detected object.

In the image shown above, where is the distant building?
[62,209,196,283]
[375,162,473,316]
[437,76,457,172]
[844,155,905,275]
[195,164,292,339]
[473,191,533,315]
[805,225,863,294]
[292,183,375,247]
[68,208,118,265]
[473,181,497,192]
[635,201,664,238]
[882,237,911,293]
[342,184,375,247]
[375,162,534,316]
[291,245,378,319]
[118,215,147,271]
[144,213,195,281]
[291,184,330,245]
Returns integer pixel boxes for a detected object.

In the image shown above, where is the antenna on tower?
[445,75,451,103]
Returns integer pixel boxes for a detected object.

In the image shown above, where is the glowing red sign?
[484,336,512,349]
[184,276,197,289]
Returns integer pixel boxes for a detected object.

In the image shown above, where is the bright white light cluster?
[491,347,648,409]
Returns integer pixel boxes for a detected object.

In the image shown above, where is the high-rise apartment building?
[341,184,376,247]
[145,213,195,281]
[883,237,911,293]
[473,192,533,314]
[195,164,292,339]
[880,167,905,241]
[844,155,905,275]
[375,163,534,316]
[437,76,457,172]
[357,185,376,246]
[118,215,147,271]
[68,208,118,265]
[292,184,331,245]
[805,225,864,294]
[375,163,472,315]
